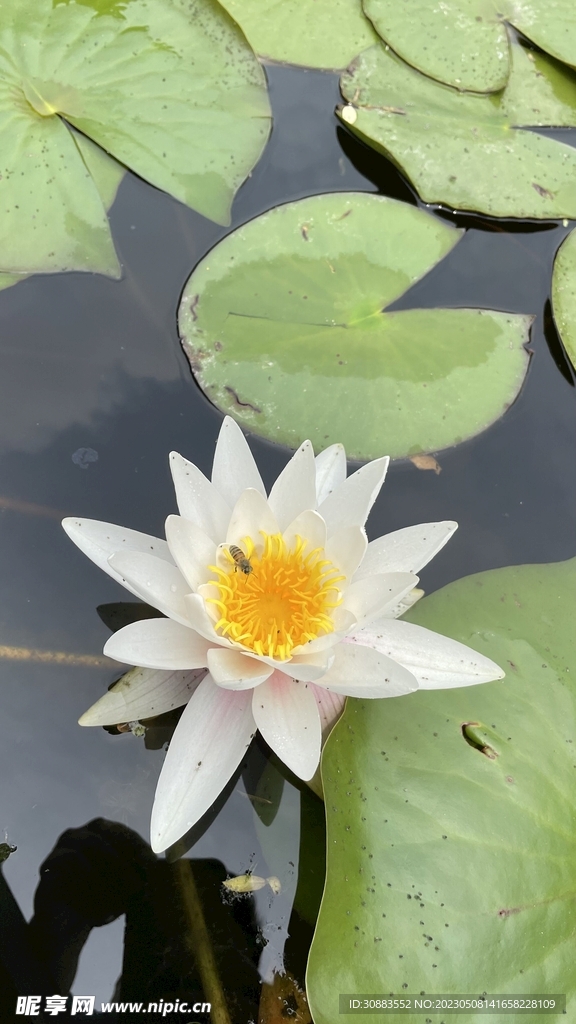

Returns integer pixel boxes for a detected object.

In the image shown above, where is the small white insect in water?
[222,874,282,895]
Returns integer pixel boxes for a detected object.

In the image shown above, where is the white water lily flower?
[63,417,503,853]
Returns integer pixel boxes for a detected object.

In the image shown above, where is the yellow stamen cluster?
[207,533,345,661]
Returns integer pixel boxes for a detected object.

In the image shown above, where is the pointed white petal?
[282,509,326,554]
[387,587,425,620]
[284,649,335,681]
[79,666,206,726]
[169,452,231,542]
[211,416,266,507]
[310,683,346,741]
[349,619,505,689]
[252,672,321,780]
[103,619,211,670]
[184,593,236,647]
[62,518,173,598]
[267,441,317,531]
[108,551,190,625]
[354,522,458,580]
[314,642,418,698]
[341,572,419,627]
[151,676,255,852]
[165,515,216,591]
[325,525,368,582]
[226,488,279,548]
[318,456,389,536]
[315,443,346,505]
[291,630,347,656]
[207,648,273,689]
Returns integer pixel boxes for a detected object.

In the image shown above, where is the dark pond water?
[0,64,575,1022]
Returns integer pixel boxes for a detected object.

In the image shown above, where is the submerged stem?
[173,859,232,1024]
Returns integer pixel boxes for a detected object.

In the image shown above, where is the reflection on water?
[0,63,575,1021]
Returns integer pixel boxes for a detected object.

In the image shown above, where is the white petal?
[325,525,368,582]
[342,572,419,627]
[184,593,236,647]
[349,619,505,689]
[291,632,345,656]
[310,683,346,741]
[108,551,191,625]
[318,456,389,536]
[151,676,255,852]
[267,441,317,531]
[207,648,273,689]
[252,671,321,780]
[314,641,418,698]
[315,443,346,505]
[169,452,231,542]
[284,649,335,681]
[62,518,173,598]
[226,488,279,549]
[211,416,266,507]
[103,618,211,670]
[282,509,326,553]
[354,522,458,580]
[386,587,425,620]
[79,666,206,726]
[165,515,216,591]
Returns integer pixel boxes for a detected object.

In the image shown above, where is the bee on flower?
[63,417,503,853]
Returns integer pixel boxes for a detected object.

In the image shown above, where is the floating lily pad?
[307,557,576,1023]
[178,193,531,461]
[0,0,270,276]
[218,0,378,70]
[340,41,576,220]
[363,0,576,93]
[551,228,576,374]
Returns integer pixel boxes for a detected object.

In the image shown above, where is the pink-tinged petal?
[325,525,368,582]
[284,649,335,681]
[79,667,206,727]
[315,443,346,505]
[310,683,346,741]
[252,672,321,780]
[318,456,389,536]
[62,518,172,597]
[103,619,211,670]
[150,676,256,852]
[349,619,505,689]
[165,515,216,591]
[226,488,279,549]
[354,521,458,580]
[283,510,326,554]
[108,551,190,626]
[207,648,273,689]
[169,452,231,542]
[211,416,266,508]
[314,642,418,698]
[267,441,317,531]
[341,572,419,627]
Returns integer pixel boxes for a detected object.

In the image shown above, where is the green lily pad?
[0,0,270,275]
[218,0,378,70]
[340,40,576,220]
[178,192,531,461]
[307,557,576,1023]
[551,228,576,374]
[363,0,576,93]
